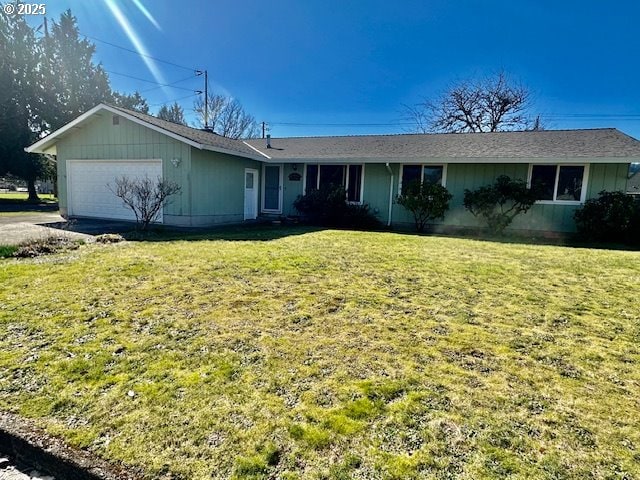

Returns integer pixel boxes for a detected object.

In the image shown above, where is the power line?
[270,122,415,127]
[79,31,197,72]
[106,70,196,92]
[148,92,199,108]
[140,75,199,93]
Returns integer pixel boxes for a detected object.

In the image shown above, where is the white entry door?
[244,168,258,220]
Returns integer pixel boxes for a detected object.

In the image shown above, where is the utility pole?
[261,121,267,139]
[204,70,208,129]
[196,69,208,129]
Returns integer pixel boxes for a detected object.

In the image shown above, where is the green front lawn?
[0,228,638,479]
[0,192,57,202]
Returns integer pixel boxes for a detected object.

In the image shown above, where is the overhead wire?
[79,31,197,72]
[148,93,200,107]
[105,70,197,93]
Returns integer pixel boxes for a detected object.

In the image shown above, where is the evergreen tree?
[44,9,112,130]
[157,102,187,125]
[112,91,150,113]
[0,9,46,200]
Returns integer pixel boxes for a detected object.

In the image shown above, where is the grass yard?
[0,192,58,216]
[0,192,57,202]
[0,227,638,479]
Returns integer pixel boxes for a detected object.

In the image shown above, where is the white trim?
[398,163,447,194]
[25,103,266,161]
[242,141,272,160]
[345,164,365,204]
[201,144,265,161]
[248,157,640,165]
[302,163,365,204]
[26,104,202,154]
[528,163,590,204]
[261,163,283,214]
[244,168,259,220]
[302,163,308,196]
[385,163,394,227]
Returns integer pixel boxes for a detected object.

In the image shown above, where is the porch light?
[171,158,181,167]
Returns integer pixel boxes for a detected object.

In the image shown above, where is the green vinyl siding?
[55,112,191,218]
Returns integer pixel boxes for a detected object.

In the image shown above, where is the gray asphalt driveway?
[0,213,136,246]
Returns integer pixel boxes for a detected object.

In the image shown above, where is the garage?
[67,159,163,222]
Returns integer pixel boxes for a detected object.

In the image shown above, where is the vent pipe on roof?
[266,134,272,149]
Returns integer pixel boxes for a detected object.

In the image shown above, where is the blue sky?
[29,0,640,138]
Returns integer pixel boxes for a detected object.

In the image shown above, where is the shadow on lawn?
[40,218,326,242]
[398,227,640,252]
[0,199,58,212]
[38,217,639,251]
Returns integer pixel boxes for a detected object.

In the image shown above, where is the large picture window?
[304,164,364,203]
[400,164,446,193]
[529,164,588,203]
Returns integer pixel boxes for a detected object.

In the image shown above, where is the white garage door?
[67,160,163,222]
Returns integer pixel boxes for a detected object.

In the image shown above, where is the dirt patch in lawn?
[0,412,143,480]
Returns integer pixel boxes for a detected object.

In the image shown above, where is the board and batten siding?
[364,161,630,233]
[55,112,191,221]
[188,148,262,226]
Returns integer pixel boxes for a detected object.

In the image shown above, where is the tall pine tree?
[44,9,112,130]
[0,8,46,200]
[0,8,150,199]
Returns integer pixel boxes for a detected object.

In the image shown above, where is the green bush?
[574,191,639,244]
[293,185,380,229]
[396,181,452,232]
[0,245,18,258]
[463,175,538,235]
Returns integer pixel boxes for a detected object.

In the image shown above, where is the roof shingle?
[245,129,640,160]
[108,105,262,158]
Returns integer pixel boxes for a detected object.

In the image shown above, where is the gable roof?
[25,103,266,160]
[245,128,640,163]
[26,105,640,165]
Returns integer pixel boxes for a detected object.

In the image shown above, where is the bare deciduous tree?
[405,71,539,133]
[110,176,181,231]
[193,93,259,139]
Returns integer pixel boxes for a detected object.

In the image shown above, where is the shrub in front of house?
[574,190,639,244]
[396,181,453,232]
[293,185,380,229]
[463,175,538,235]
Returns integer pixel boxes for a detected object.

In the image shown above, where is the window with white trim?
[529,164,588,203]
[304,164,364,203]
[399,164,446,193]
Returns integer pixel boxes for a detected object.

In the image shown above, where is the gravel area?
[0,222,93,246]
[0,457,55,480]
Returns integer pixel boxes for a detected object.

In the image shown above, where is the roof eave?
[25,103,206,155]
[248,156,640,164]
[200,144,265,161]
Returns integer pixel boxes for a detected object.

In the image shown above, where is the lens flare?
[103,0,167,85]
[131,0,161,31]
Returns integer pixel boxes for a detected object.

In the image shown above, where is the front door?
[244,168,258,220]
[262,164,282,213]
